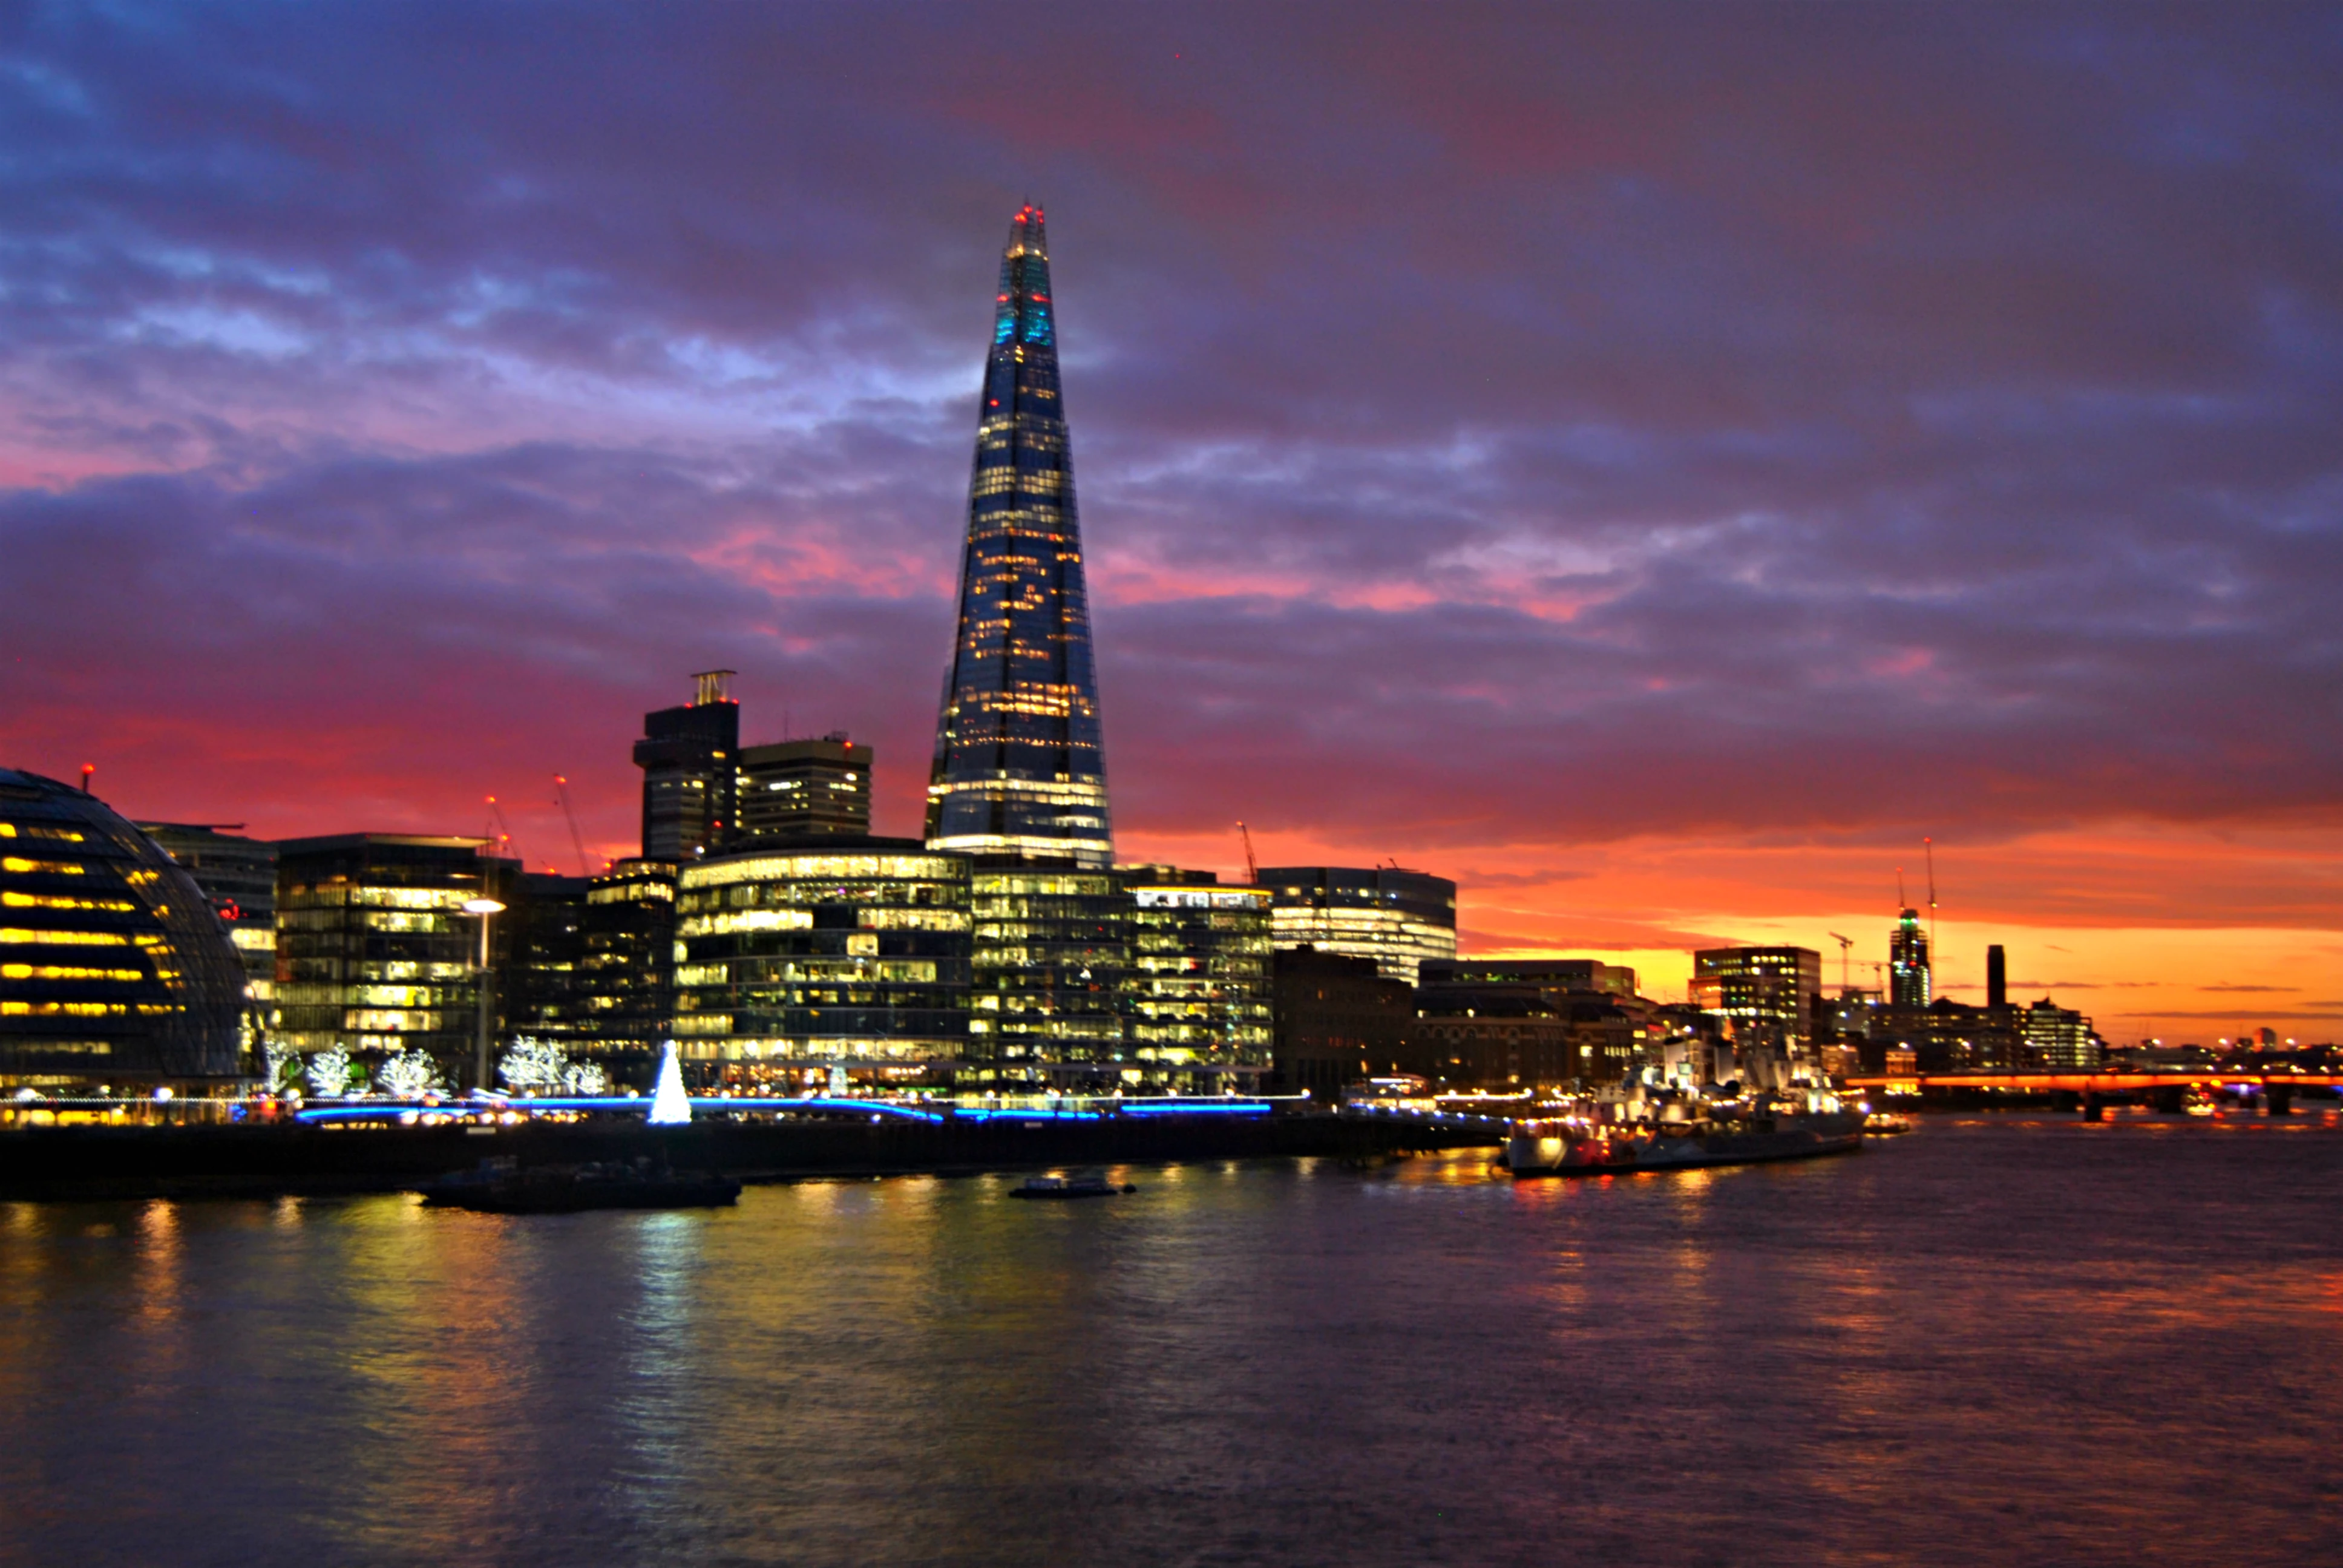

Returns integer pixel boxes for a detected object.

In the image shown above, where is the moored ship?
[1504,1090,1864,1178]
[421,1156,742,1213]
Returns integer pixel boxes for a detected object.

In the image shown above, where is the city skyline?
[2,7,2340,1037]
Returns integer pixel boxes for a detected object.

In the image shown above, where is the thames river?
[4,1116,2339,1567]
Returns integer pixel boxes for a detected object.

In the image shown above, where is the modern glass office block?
[672,844,972,1086]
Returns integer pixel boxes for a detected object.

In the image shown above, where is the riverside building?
[503,872,593,1045]
[1421,957,1637,999]
[1,767,249,1090]
[1271,947,1415,1096]
[575,858,676,1055]
[1689,946,1821,1054]
[2021,997,2097,1069]
[273,835,513,1076]
[1259,865,1458,986]
[969,862,1130,1089]
[670,841,972,1088]
[1120,869,1273,1093]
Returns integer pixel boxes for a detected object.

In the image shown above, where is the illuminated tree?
[561,1058,609,1095]
[375,1048,444,1098]
[499,1037,612,1097]
[303,1046,353,1098]
[263,1043,306,1096]
[498,1037,563,1094]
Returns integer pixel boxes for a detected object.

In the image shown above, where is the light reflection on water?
[1,1120,2340,1567]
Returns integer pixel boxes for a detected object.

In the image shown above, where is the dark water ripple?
[4,1115,2341,1567]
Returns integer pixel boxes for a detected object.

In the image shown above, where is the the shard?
[925,205,1113,868]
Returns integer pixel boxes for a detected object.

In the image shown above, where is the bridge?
[1840,1071,2343,1117]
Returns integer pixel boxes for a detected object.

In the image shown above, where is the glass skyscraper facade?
[926,205,1112,867]
[1121,871,1273,1092]
[1889,908,1931,1008]
[274,835,514,1072]
[671,844,972,1087]
[1259,866,1458,986]
[968,864,1129,1090]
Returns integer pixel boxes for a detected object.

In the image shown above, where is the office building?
[1985,943,2007,1009]
[2,767,249,1088]
[1420,957,1637,998]
[1889,908,1931,1008]
[1259,865,1457,985]
[1867,997,2024,1073]
[1120,868,1273,1093]
[634,670,740,862]
[274,835,514,1078]
[925,206,1113,867]
[1416,968,1644,1089]
[1271,946,1415,1096]
[2021,997,2097,1069]
[737,733,872,843]
[1690,946,1822,1052]
[139,821,278,1005]
[968,862,1129,1089]
[503,872,592,1045]
[577,858,677,1054]
[670,841,971,1087]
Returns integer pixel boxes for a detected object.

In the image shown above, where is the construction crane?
[1827,931,1854,993]
[1236,821,1258,884]
[1924,835,1939,974]
[483,795,522,867]
[553,775,592,877]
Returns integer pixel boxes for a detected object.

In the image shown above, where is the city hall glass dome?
[1,767,249,1087]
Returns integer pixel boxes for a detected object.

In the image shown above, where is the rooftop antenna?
[1896,866,1906,908]
[79,764,94,795]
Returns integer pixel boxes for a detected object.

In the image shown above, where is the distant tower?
[737,733,873,844]
[1889,907,1931,1008]
[925,204,1112,867]
[1985,944,2007,1009]
[632,670,739,861]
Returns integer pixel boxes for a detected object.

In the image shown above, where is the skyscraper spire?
[925,204,1113,866]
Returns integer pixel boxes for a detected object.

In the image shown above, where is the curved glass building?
[925,205,1113,866]
[1259,866,1459,986]
[671,842,971,1087]
[1,767,249,1087]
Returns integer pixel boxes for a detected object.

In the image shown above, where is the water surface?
[4,1115,2339,1566]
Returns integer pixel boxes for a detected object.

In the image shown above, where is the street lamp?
[462,897,506,1092]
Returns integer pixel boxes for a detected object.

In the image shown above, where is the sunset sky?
[2,4,2339,1039]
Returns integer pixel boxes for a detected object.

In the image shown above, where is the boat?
[1009,1173,1136,1199]
[421,1157,742,1213]
[1863,1110,1915,1135]
[1504,1092,1865,1178]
